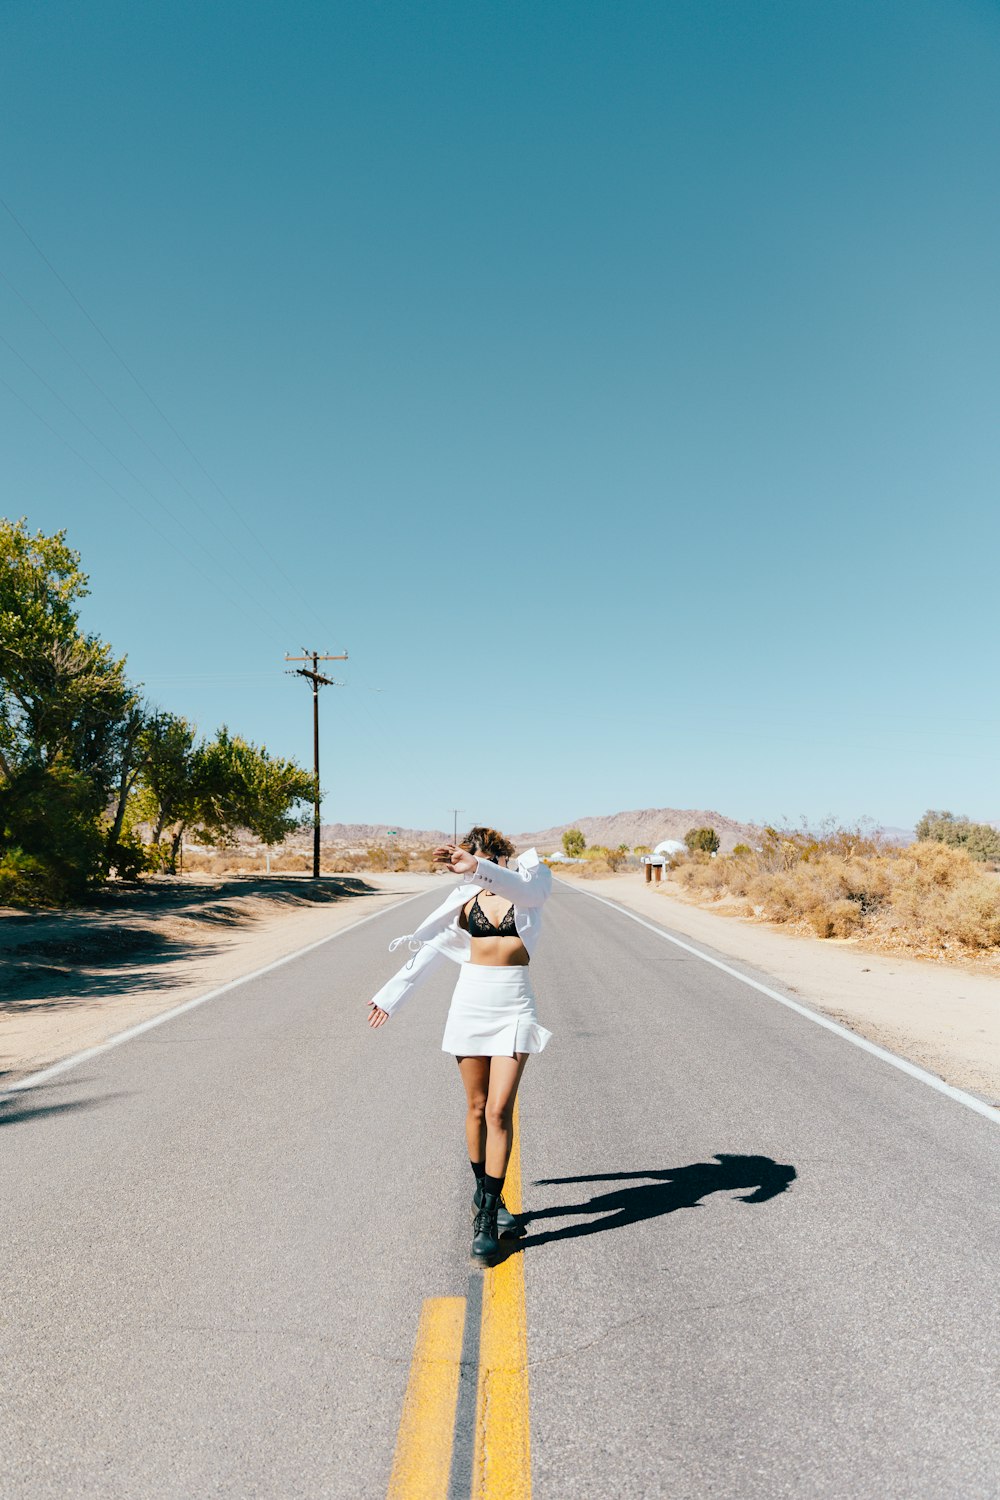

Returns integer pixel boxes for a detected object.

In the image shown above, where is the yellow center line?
[473,1098,533,1499]
[387,1100,533,1499]
[388,1296,467,1499]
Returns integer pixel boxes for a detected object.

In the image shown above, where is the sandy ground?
[0,872,442,1086]
[564,872,1000,1105]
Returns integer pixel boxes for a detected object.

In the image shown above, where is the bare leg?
[484,1053,529,1180]
[457,1056,490,1163]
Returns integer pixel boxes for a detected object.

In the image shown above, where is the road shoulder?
[0,873,442,1085]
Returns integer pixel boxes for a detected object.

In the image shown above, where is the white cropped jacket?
[369,848,553,1019]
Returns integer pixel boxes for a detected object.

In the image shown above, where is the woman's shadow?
[512,1154,796,1250]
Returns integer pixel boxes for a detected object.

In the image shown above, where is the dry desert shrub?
[894,839,969,889]
[673,828,1000,959]
[881,845,1000,952]
[361,846,413,872]
[180,850,235,875]
[322,852,363,872]
[562,857,614,879]
[676,852,737,897]
[181,848,355,876]
[412,848,443,873]
[743,856,891,938]
[272,852,312,872]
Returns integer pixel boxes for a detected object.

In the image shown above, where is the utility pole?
[451,809,464,843]
[285,649,348,878]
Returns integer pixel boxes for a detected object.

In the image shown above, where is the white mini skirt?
[441,964,553,1057]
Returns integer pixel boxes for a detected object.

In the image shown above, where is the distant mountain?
[315,811,761,853]
[308,812,920,855]
[513,808,762,855]
[879,826,915,847]
[317,822,449,849]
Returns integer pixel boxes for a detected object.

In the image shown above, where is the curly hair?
[460,825,515,861]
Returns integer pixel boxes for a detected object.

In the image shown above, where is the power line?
[139,671,279,682]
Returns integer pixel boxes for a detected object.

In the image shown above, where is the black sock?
[483,1172,505,1197]
[470,1160,486,1181]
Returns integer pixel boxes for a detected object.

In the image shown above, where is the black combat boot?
[472,1181,525,1239]
[471,1190,502,1262]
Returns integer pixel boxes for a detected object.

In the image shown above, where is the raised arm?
[437,845,550,908]
[473,854,550,907]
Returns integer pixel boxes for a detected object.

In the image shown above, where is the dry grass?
[568,857,616,878]
[179,845,439,877]
[672,827,1000,962]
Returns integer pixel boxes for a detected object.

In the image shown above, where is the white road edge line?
[0,888,430,1100]
[561,880,1000,1126]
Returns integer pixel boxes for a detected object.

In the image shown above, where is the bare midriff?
[461,896,530,967]
[468,935,530,967]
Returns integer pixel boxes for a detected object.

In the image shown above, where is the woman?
[367,827,553,1262]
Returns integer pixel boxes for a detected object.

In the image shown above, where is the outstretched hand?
[433,843,477,875]
[370,845,478,1032]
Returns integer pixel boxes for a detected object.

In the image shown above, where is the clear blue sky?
[2,0,997,834]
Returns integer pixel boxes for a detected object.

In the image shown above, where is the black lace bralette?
[467,894,518,938]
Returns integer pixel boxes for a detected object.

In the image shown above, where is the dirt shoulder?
[0,872,442,1086]
[563,871,1000,1105]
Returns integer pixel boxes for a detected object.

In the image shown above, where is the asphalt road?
[1,879,998,1498]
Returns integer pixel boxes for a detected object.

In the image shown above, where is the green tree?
[105,701,154,866]
[0,764,106,900]
[0,519,140,896]
[915,809,1000,862]
[132,721,315,873]
[239,745,315,849]
[133,712,201,870]
[963,824,1000,862]
[0,520,315,896]
[915,809,959,842]
[562,827,586,858]
[0,518,88,781]
[0,519,134,786]
[684,826,720,854]
[197,727,314,850]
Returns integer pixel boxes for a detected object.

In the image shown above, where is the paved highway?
[1,879,998,1498]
